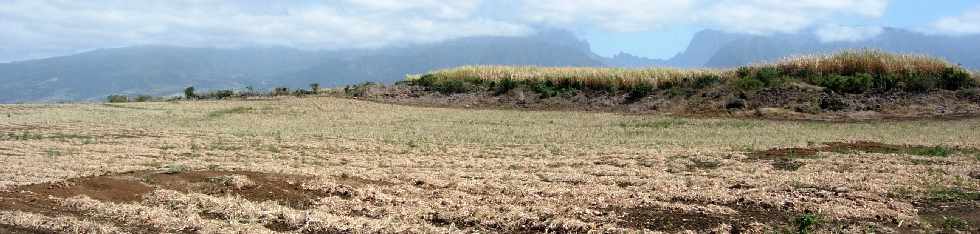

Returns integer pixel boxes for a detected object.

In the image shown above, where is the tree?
[106,95,129,103]
[184,86,196,99]
[310,83,321,93]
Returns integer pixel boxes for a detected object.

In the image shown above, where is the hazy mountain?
[663,30,748,68]
[0,46,327,103]
[604,28,980,69]
[0,30,604,103]
[600,52,666,68]
[702,28,980,68]
[3,27,979,103]
[273,29,604,88]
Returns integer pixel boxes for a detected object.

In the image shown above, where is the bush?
[939,67,975,90]
[432,79,473,94]
[691,74,722,89]
[345,82,380,97]
[184,86,196,99]
[872,74,899,92]
[795,212,821,234]
[898,75,936,93]
[814,74,873,94]
[211,90,235,99]
[493,78,519,95]
[310,83,321,93]
[271,87,290,96]
[532,82,561,98]
[734,76,765,91]
[106,95,129,103]
[756,67,782,85]
[134,95,154,102]
[626,82,655,101]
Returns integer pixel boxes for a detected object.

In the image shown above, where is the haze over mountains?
[1,28,978,103]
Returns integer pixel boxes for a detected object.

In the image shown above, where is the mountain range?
[1,28,978,103]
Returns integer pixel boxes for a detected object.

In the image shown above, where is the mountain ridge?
[2,27,979,103]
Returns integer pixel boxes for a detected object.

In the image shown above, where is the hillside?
[370,51,980,121]
[3,28,980,103]
[0,30,604,103]
[657,28,980,68]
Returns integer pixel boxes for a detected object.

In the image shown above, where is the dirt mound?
[368,84,980,121]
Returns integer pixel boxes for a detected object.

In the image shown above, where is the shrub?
[493,78,519,95]
[795,212,821,234]
[211,90,235,99]
[345,82,380,97]
[133,95,154,102]
[898,75,936,93]
[939,67,975,90]
[183,86,196,99]
[271,87,290,96]
[690,74,722,89]
[872,74,900,92]
[106,95,129,103]
[626,82,655,101]
[814,74,873,94]
[734,76,765,91]
[532,82,561,98]
[432,79,472,94]
[310,83,321,93]
[756,67,781,85]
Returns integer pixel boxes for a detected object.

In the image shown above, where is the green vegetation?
[162,163,189,174]
[928,187,980,202]
[941,216,970,232]
[407,50,978,97]
[207,107,254,119]
[794,211,821,234]
[184,86,197,99]
[107,95,129,103]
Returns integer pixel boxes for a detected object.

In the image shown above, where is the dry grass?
[409,50,977,93]
[413,65,727,89]
[0,97,978,232]
[769,50,954,77]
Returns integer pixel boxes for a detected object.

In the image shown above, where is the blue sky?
[584,0,980,59]
[2,0,980,62]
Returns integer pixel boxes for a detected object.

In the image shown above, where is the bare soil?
[0,170,344,216]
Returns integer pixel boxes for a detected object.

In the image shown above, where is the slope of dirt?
[365,84,980,121]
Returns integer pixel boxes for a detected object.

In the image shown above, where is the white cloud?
[932,7,980,35]
[519,0,695,32]
[0,0,894,62]
[0,0,529,61]
[816,25,883,42]
[519,0,889,34]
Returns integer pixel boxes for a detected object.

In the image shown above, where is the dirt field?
[1,97,979,233]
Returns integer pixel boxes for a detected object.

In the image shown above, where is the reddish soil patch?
[605,201,793,233]
[143,170,330,209]
[19,174,153,203]
[0,170,379,232]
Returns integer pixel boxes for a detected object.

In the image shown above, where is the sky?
[1,0,980,62]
